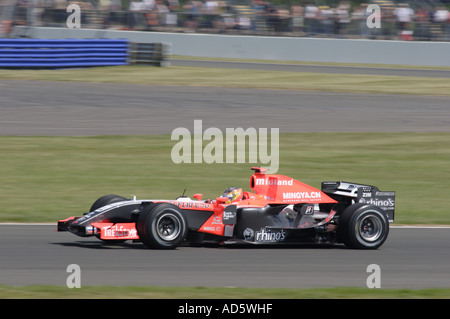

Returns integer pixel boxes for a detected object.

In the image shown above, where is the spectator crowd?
[2,0,450,41]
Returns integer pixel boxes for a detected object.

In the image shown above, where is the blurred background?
[1,0,449,41]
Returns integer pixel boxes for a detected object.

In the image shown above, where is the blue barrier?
[0,39,129,68]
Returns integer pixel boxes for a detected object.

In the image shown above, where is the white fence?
[12,26,450,67]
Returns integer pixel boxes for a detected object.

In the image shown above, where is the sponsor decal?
[303,205,314,215]
[199,213,224,235]
[255,178,293,186]
[359,197,395,209]
[169,200,212,210]
[282,191,322,201]
[99,223,139,240]
[256,228,286,242]
[202,226,221,232]
[357,188,395,211]
[243,227,286,242]
[243,228,255,241]
[211,215,222,225]
[223,211,236,224]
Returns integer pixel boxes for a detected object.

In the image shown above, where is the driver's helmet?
[222,187,244,203]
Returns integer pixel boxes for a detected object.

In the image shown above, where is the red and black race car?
[57,167,395,249]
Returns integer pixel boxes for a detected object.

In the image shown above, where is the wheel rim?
[156,212,181,241]
[358,213,383,242]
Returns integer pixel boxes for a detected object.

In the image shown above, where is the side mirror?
[193,193,203,201]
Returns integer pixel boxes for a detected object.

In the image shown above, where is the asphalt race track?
[0,225,449,289]
[0,80,449,135]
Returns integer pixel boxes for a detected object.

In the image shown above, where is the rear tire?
[338,203,389,249]
[137,203,188,249]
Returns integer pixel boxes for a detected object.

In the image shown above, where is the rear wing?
[321,181,395,223]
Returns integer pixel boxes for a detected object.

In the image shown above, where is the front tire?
[338,203,389,249]
[137,203,188,249]
[90,194,127,212]
[90,194,128,244]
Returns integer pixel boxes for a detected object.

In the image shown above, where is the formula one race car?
[57,167,395,249]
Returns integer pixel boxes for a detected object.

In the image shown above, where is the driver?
[222,187,244,203]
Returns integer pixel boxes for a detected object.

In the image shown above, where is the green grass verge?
[1,285,449,299]
[0,132,449,225]
[171,54,450,70]
[0,65,449,95]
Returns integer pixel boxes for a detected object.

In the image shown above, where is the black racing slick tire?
[338,203,389,250]
[137,203,188,249]
[89,194,129,244]
[89,194,128,212]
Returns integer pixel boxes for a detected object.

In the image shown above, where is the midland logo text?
[255,178,293,186]
[171,120,279,173]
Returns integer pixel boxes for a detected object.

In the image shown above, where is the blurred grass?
[0,65,449,95]
[0,132,449,224]
[0,285,449,299]
[172,55,450,70]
